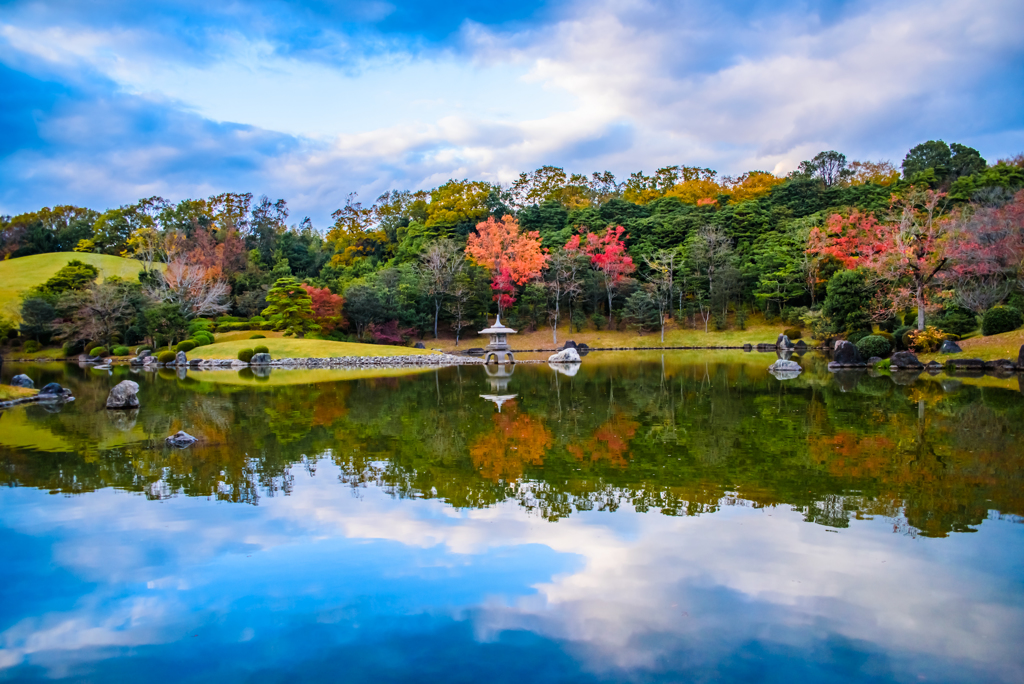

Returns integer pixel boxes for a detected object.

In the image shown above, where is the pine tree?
[261,277,320,337]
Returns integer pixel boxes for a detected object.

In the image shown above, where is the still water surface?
[1,353,1023,683]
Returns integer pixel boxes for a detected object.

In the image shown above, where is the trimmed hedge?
[23,340,40,353]
[237,348,255,363]
[89,346,108,357]
[250,334,266,339]
[982,306,1023,336]
[175,340,196,353]
[157,350,177,364]
[252,345,269,355]
[192,331,214,347]
[856,335,892,358]
[783,328,802,340]
[847,329,871,344]
[216,322,251,332]
[112,345,131,356]
[877,331,895,344]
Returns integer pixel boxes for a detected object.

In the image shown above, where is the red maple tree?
[581,225,635,325]
[465,215,548,315]
[301,284,345,333]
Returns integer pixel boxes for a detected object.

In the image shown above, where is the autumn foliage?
[465,215,548,312]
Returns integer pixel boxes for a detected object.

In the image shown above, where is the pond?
[1,353,1023,683]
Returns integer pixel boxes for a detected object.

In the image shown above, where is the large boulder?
[137,349,151,358]
[175,351,187,366]
[1018,344,1024,369]
[889,351,924,369]
[562,340,578,349]
[939,339,962,354]
[548,347,582,364]
[776,333,794,349]
[250,352,272,365]
[38,382,64,395]
[9,374,34,388]
[768,359,802,380]
[413,342,425,349]
[165,431,198,448]
[831,340,863,366]
[106,380,140,409]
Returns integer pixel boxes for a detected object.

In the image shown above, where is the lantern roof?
[478,314,517,335]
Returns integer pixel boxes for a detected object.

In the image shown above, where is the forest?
[1,139,1023,356]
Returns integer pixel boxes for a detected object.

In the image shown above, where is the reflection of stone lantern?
[478,315,517,364]
[480,364,516,411]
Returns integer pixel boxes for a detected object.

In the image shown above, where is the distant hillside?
[0,252,154,321]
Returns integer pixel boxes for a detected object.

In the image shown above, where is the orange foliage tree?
[301,284,345,333]
[468,402,553,482]
[465,215,548,315]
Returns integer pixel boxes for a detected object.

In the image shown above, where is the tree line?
[2,140,1023,353]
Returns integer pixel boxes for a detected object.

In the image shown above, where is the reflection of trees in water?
[3,359,1023,537]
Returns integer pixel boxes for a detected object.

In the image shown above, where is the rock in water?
[38,382,64,395]
[413,342,425,349]
[940,339,962,354]
[776,333,794,349]
[562,340,578,349]
[106,380,140,409]
[890,351,924,369]
[10,374,34,389]
[175,351,187,366]
[548,347,582,364]
[250,353,271,365]
[165,431,198,448]
[768,359,802,380]
[137,349,151,358]
[1018,344,1024,369]
[831,340,862,366]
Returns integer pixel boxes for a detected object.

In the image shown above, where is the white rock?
[548,348,582,364]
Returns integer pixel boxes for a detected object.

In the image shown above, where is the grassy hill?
[191,337,436,360]
[0,252,155,321]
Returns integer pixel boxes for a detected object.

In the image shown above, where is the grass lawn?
[189,337,437,360]
[0,252,161,321]
[919,329,1024,363]
[433,317,795,352]
[0,385,38,401]
[190,366,435,387]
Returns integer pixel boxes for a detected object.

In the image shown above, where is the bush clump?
[175,340,196,353]
[877,331,895,344]
[252,345,269,355]
[23,340,41,353]
[237,348,255,363]
[192,331,214,347]
[934,305,978,337]
[847,329,871,344]
[783,328,802,340]
[893,325,915,350]
[981,305,1023,336]
[157,350,177,364]
[856,335,892,359]
[89,346,108,357]
[216,322,251,333]
[112,345,131,356]
[250,333,266,339]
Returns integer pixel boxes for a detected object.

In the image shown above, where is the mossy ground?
[919,329,1024,363]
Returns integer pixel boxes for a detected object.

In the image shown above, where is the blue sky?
[1,0,1022,225]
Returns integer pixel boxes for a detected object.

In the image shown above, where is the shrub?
[216,322,251,333]
[877,331,895,344]
[591,313,607,331]
[981,305,1023,336]
[934,305,978,337]
[907,326,946,352]
[250,333,266,339]
[856,335,892,358]
[89,346,108,357]
[23,340,40,353]
[217,315,244,323]
[901,330,915,350]
[847,329,871,344]
[175,340,196,353]
[157,350,177,364]
[188,319,215,335]
[192,330,215,346]
[875,358,891,370]
[783,328,802,340]
[112,345,131,356]
[252,345,269,355]
[237,348,255,363]
[894,325,915,350]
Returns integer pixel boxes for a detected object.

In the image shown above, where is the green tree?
[38,259,100,296]
[902,140,952,180]
[820,269,871,336]
[261,277,319,337]
[144,303,188,349]
[19,297,56,342]
[949,143,987,180]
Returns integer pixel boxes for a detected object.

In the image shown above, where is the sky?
[1,0,1022,225]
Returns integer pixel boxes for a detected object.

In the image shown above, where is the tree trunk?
[434,300,440,339]
[552,299,559,345]
[916,282,925,330]
[607,287,614,329]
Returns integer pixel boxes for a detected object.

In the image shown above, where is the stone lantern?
[478,315,517,364]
